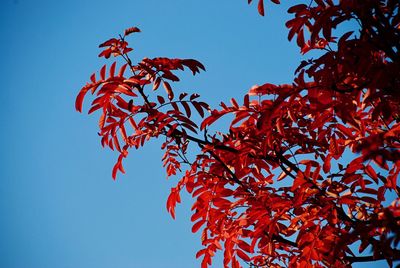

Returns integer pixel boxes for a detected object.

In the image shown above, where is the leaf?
[114,84,138,97]
[277,170,289,181]
[191,209,205,222]
[238,240,252,253]
[153,77,161,90]
[167,103,178,113]
[99,38,118,48]
[163,81,174,100]
[337,124,354,138]
[338,31,354,47]
[118,64,128,77]
[291,172,307,190]
[323,155,332,173]
[181,59,206,75]
[109,62,116,78]
[181,101,192,118]
[200,111,224,130]
[98,112,106,129]
[192,219,206,233]
[162,71,180,82]
[329,136,341,159]
[124,26,141,36]
[345,156,364,174]
[231,111,250,126]
[166,188,179,219]
[113,134,122,152]
[90,73,96,83]
[364,165,378,183]
[157,95,165,104]
[196,249,207,259]
[258,0,265,16]
[243,94,249,108]
[75,85,92,112]
[100,64,106,80]
[128,117,138,131]
[312,164,321,182]
[288,4,307,13]
[112,162,119,180]
[190,93,200,101]
[297,28,305,47]
[236,249,251,262]
[112,154,125,180]
[193,101,205,117]
[230,98,239,109]
[88,104,102,114]
[178,93,187,101]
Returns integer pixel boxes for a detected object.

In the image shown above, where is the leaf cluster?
[76,1,400,267]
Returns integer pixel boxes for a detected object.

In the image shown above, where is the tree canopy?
[76,1,400,267]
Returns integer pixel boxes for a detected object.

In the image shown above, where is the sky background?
[0,0,391,267]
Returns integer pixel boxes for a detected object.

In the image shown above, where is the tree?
[75,1,400,267]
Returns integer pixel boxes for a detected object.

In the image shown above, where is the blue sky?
[0,0,391,267]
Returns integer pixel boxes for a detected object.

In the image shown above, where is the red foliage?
[76,1,400,267]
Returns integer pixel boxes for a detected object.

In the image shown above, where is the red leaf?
[98,112,106,129]
[291,172,307,190]
[190,93,200,101]
[153,77,161,90]
[118,64,128,77]
[181,101,192,118]
[364,165,378,183]
[192,219,206,233]
[157,95,165,104]
[258,0,265,16]
[337,124,354,138]
[88,104,102,114]
[237,249,251,262]
[346,156,364,174]
[231,111,250,127]
[193,101,205,117]
[230,98,239,109]
[163,81,174,100]
[312,164,321,182]
[109,62,116,78]
[243,94,249,108]
[75,87,90,112]
[297,28,305,47]
[323,155,332,173]
[181,59,206,75]
[200,111,224,130]
[112,154,125,180]
[99,38,118,48]
[112,162,119,180]
[288,4,307,13]
[114,84,138,97]
[196,249,207,259]
[90,73,96,83]
[238,240,252,253]
[100,65,106,80]
[124,26,141,36]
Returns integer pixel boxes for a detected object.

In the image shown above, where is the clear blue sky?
[0,0,390,267]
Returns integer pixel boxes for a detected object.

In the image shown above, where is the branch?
[207,149,247,189]
[271,234,297,248]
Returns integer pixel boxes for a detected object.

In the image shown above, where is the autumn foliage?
[76,1,400,267]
